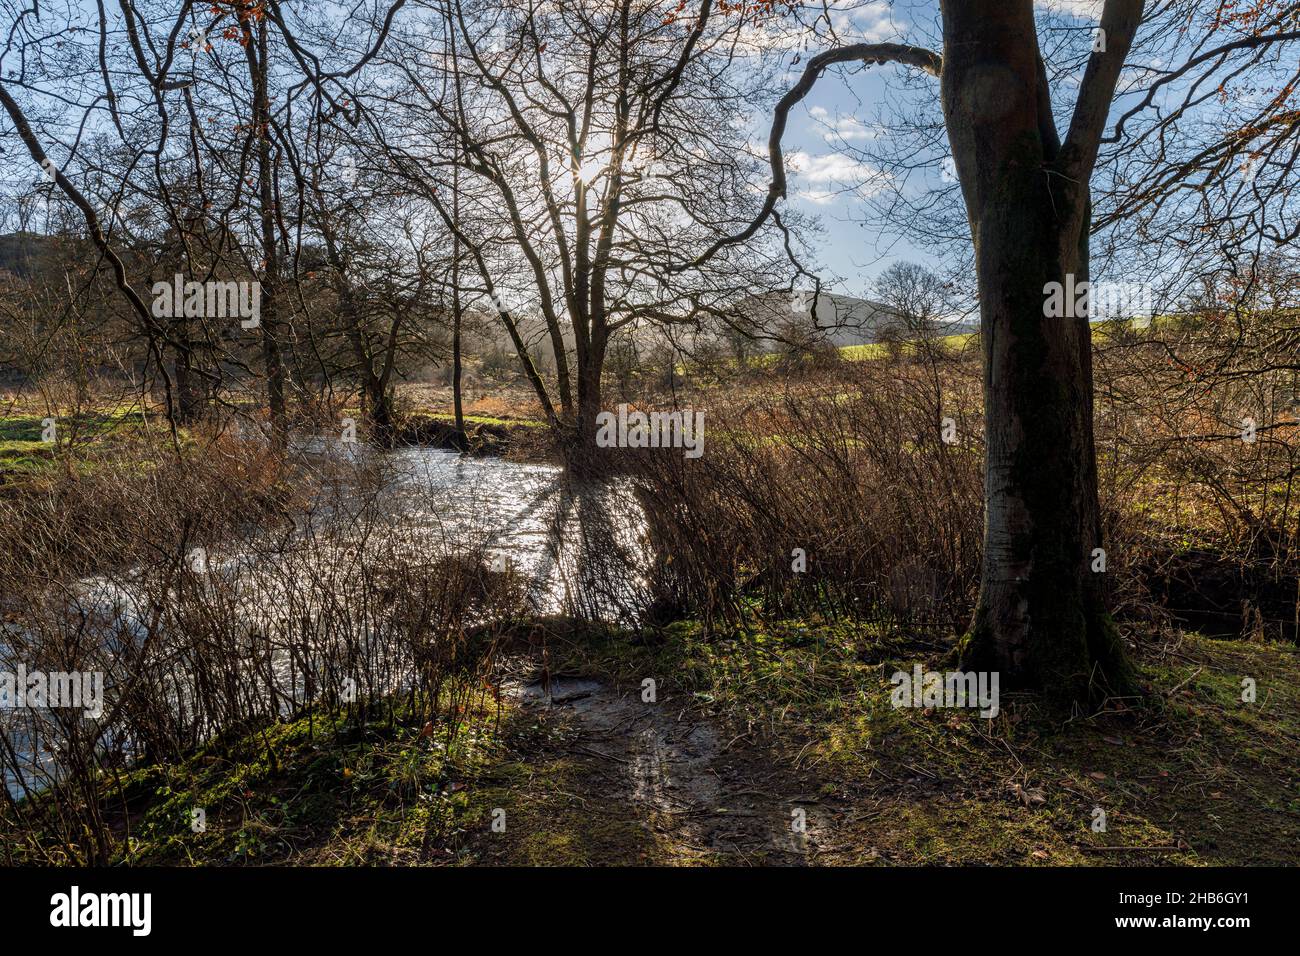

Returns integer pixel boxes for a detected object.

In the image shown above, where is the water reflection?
[382,445,651,621]
[3,442,652,796]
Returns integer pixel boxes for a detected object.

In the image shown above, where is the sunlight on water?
[3,442,650,796]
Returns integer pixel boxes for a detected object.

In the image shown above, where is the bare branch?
[676,41,941,270]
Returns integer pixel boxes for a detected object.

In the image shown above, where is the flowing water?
[380,445,651,620]
[2,442,651,797]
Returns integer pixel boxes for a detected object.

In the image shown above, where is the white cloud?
[816,114,882,143]
[789,151,868,182]
[787,150,887,204]
[799,189,840,205]
[1036,0,1104,20]
[827,4,898,44]
[739,0,901,53]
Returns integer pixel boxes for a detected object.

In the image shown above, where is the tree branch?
[674,41,941,271]
[0,79,181,446]
[1059,0,1145,180]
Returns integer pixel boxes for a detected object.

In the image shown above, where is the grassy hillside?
[12,622,1293,866]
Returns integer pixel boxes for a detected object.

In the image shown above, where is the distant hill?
[0,231,46,278]
[729,290,977,350]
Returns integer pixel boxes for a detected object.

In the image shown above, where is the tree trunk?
[941,0,1137,705]
[571,328,608,474]
[173,321,205,425]
[248,17,288,446]
[364,374,396,446]
[451,160,467,438]
[451,270,466,437]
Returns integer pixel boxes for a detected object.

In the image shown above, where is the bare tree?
[695,0,1300,703]
[358,0,797,465]
[873,261,953,349]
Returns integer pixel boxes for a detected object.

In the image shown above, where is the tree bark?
[247,15,288,445]
[570,327,608,473]
[173,323,206,425]
[941,0,1136,704]
[451,257,466,438]
[451,157,466,438]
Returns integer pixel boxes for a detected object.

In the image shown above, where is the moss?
[0,408,189,481]
[9,690,507,866]
[9,616,1296,866]
[424,413,546,429]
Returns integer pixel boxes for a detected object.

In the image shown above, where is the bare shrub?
[629,359,984,635]
[0,433,530,863]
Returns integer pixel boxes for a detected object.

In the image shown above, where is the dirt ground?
[457,668,840,865]
[446,627,1299,867]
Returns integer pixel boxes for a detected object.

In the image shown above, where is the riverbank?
[9,619,1295,866]
[392,412,553,460]
[0,398,556,488]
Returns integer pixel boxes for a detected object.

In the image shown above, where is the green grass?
[8,691,508,866]
[0,408,181,480]
[0,416,55,473]
[837,343,889,361]
[839,333,977,361]
[828,318,1200,358]
[432,413,546,429]
[9,617,1296,866]
[546,619,1300,865]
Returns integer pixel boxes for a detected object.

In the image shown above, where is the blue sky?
[771,0,1106,298]
[771,1,941,297]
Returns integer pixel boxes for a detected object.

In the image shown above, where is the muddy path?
[458,667,851,865]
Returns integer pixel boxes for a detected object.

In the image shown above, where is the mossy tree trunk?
[941,0,1141,705]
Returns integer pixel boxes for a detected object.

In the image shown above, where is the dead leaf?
[1013,783,1047,806]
